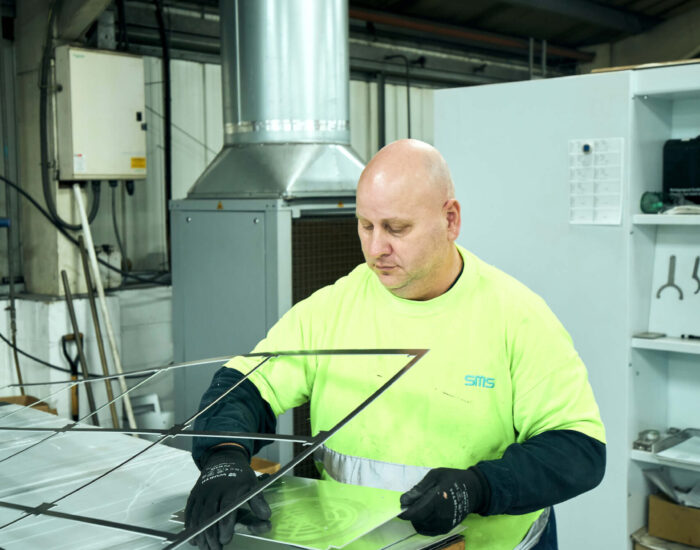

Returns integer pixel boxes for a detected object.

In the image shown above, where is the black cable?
[153,0,172,270]
[0,174,169,285]
[39,0,101,231]
[0,330,150,380]
[116,0,130,51]
[0,329,74,376]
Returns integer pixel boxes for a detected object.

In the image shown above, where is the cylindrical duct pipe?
[221,0,350,145]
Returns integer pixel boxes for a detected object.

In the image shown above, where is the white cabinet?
[55,46,147,180]
[435,62,700,550]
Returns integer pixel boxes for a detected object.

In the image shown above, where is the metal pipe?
[153,0,172,271]
[0,34,23,396]
[349,7,594,62]
[221,0,351,146]
[377,71,385,149]
[72,184,138,431]
[529,37,534,79]
[78,236,120,429]
[542,39,547,77]
[7,249,22,396]
[60,270,99,426]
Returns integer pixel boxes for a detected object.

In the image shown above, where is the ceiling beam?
[349,7,594,61]
[58,0,112,40]
[502,0,661,33]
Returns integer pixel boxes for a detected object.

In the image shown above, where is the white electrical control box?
[55,46,146,180]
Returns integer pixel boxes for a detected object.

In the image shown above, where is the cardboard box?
[0,395,57,415]
[649,494,700,548]
[633,526,698,550]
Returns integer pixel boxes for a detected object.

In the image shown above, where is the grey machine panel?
[171,205,267,437]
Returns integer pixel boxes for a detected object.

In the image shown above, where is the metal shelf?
[633,214,700,225]
[630,449,700,474]
[632,337,700,354]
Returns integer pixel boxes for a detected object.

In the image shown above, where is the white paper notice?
[569,138,623,225]
[73,153,87,174]
[657,435,700,466]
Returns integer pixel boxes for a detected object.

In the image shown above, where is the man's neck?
[445,248,465,293]
[413,245,463,301]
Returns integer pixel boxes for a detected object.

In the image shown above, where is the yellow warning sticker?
[131,157,147,169]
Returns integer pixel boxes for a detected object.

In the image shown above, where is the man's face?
[356,174,457,300]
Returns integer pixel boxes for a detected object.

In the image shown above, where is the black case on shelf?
[663,135,700,203]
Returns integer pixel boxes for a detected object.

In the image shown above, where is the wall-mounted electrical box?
[55,46,146,181]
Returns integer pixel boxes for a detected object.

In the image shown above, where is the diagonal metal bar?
[45,356,272,510]
[4,356,231,389]
[0,380,76,422]
[0,499,177,540]
[0,354,272,536]
[0,426,314,445]
[167,348,428,549]
[75,370,165,428]
[0,349,428,545]
[0,370,163,466]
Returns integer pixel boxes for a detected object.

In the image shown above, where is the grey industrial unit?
[171,198,361,466]
[171,0,365,468]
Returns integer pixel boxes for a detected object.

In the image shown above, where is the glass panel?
[235,476,401,549]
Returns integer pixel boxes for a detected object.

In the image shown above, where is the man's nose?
[368,229,391,257]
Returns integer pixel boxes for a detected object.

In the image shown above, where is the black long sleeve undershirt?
[475,429,606,515]
[191,366,276,469]
[192,368,606,515]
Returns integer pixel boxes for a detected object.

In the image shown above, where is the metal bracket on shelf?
[633,427,699,453]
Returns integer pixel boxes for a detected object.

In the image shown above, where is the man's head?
[356,139,462,301]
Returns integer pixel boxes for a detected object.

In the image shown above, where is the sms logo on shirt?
[464,375,495,388]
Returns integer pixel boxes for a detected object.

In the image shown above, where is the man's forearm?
[475,429,606,515]
[191,367,277,468]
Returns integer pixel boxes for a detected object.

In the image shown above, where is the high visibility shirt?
[226,245,605,550]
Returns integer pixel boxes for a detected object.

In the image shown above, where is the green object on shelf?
[640,191,670,213]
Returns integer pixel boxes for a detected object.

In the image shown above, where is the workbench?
[0,405,466,549]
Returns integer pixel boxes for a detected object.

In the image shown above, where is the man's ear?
[444,199,461,241]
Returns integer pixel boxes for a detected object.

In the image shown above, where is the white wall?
[0,287,174,428]
[350,79,435,162]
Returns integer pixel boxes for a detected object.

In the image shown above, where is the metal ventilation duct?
[187,0,364,199]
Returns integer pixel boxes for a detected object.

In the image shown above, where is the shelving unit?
[631,337,700,354]
[630,450,700,474]
[633,214,700,225]
[627,62,700,549]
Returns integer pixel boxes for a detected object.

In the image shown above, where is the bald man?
[185,140,606,550]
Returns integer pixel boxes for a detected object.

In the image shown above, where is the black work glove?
[399,467,486,537]
[185,446,271,550]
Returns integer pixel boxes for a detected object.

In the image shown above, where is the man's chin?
[375,270,406,289]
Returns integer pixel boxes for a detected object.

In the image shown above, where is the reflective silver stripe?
[514,507,549,550]
[318,445,550,549]
[225,119,349,134]
[316,445,430,492]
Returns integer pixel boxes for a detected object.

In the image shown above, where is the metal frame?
[0,348,428,548]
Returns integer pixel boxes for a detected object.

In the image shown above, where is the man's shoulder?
[297,263,373,307]
[462,248,550,313]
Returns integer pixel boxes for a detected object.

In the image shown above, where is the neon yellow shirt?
[227,245,605,549]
